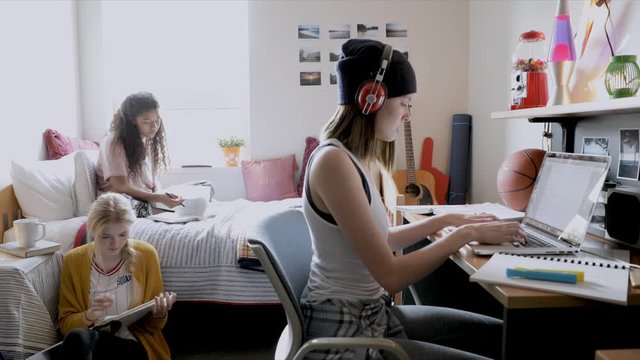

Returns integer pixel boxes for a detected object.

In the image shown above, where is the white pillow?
[73,150,99,216]
[10,154,76,221]
[3,216,87,253]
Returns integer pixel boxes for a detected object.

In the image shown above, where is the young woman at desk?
[301,39,526,359]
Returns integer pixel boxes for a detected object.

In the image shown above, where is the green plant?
[217,136,245,148]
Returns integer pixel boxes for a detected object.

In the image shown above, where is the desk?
[403,213,640,360]
[0,252,63,360]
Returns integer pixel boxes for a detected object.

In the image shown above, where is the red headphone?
[355,44,393,115]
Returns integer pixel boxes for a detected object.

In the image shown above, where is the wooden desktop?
[403,212,640,360]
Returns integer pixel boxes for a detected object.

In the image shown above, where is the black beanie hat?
[336,39,416,105]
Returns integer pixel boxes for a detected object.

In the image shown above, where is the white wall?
[0,0,80,187]
[468,0,640,203]
[248,0,470,175]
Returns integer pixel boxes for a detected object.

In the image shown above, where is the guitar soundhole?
[404,184,421,198]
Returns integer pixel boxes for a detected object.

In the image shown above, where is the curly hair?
[110,92,169,180]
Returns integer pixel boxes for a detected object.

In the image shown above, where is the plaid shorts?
[301,293,407,360]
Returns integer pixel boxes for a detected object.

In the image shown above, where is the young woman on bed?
[96,91,183,218]
[301,39,526,360]
[58,192,177,360]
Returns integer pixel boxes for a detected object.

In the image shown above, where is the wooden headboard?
[0,185,21,236]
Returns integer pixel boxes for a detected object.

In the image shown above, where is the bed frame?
[0,185,21,236]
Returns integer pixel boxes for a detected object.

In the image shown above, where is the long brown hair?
[110,92,169,180]
[87,193,138,271]
[320,105,395,170]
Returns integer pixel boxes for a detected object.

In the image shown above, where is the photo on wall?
[300,71,321,86]
[298,24,320,39]
[617,128,640,180]
[581,136,610,155]
[328,24,350,39]
[329,73,337,85]
[357,23,379,39]
[386,23,408,38]
[299,48,321,63]
[329,48,341,62]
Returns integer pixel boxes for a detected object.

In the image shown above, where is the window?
[100,1,249,166]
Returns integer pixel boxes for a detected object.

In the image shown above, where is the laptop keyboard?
[515,231,552,248]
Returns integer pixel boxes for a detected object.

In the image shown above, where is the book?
[470,253,630,305]
[0,240,60,258]
[93,299,155,332]
[397,202,525,221]
[147,212,202,224]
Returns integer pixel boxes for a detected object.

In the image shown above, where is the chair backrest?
[247,208,313,360]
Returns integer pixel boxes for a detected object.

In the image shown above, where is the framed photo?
[300,71,321,86]
[617,128,640,180]
[581,136,609,155]
[298,24,320,39]
[328,24,350,39]
[299,48,320,63]
[357,23,379,39]
[386,23,407,38]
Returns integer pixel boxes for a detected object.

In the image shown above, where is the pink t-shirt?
[96,134,157,194]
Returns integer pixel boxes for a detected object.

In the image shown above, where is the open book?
[92,299,155,332]
[147,212,202,224]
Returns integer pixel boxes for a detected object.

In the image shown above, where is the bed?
[1,150,309,358]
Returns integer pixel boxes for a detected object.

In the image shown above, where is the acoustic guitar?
[392,121,438,205]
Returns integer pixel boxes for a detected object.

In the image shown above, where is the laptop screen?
[523,152,611,247]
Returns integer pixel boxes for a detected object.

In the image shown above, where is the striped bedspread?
[130,197,302,303]
[0,252,63,360]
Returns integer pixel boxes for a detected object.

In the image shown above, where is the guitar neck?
[403,121,417,184]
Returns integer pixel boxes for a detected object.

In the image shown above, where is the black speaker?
[605,186,640,248]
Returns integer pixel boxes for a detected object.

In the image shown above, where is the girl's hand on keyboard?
[459,221,527,245]
[442,213,500,228]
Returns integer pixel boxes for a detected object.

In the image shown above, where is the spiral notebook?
[470,253,629,305]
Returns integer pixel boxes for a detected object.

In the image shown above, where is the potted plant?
[217,136,245,167]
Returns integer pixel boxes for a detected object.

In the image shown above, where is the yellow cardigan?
[59,239,171,360]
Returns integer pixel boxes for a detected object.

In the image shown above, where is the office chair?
[247,208,411,360]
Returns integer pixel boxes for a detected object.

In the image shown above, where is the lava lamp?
[548,0,576,105]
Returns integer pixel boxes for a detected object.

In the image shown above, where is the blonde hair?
[320,105,395,170]
[87,193,138,271]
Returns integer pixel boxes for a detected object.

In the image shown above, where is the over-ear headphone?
[355,44,393,115]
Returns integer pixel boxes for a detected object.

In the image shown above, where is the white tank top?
[303,139,388,302]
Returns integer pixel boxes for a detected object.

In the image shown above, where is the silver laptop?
[470,152,611,255]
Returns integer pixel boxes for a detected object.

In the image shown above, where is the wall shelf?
[491,96,640,120]
[491,97,640,152]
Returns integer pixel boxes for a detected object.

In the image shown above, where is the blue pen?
[506,268,579,284]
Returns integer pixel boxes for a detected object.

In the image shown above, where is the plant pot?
[222,147,241,167]
[604,55,640,99]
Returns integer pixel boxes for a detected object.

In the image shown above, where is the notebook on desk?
[469,152,611,256]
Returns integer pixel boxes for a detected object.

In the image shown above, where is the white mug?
[175,197,208,218]
[14,218,46,248]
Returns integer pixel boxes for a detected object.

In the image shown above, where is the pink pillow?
[242,154,299,201]
[297,136,320,196]
[44,128,99,160]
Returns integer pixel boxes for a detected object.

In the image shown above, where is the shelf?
[491,96,640,120]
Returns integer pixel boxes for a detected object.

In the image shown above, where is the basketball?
[497,148,546,211]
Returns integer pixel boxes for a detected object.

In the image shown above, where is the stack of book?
[0,240,60,258]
